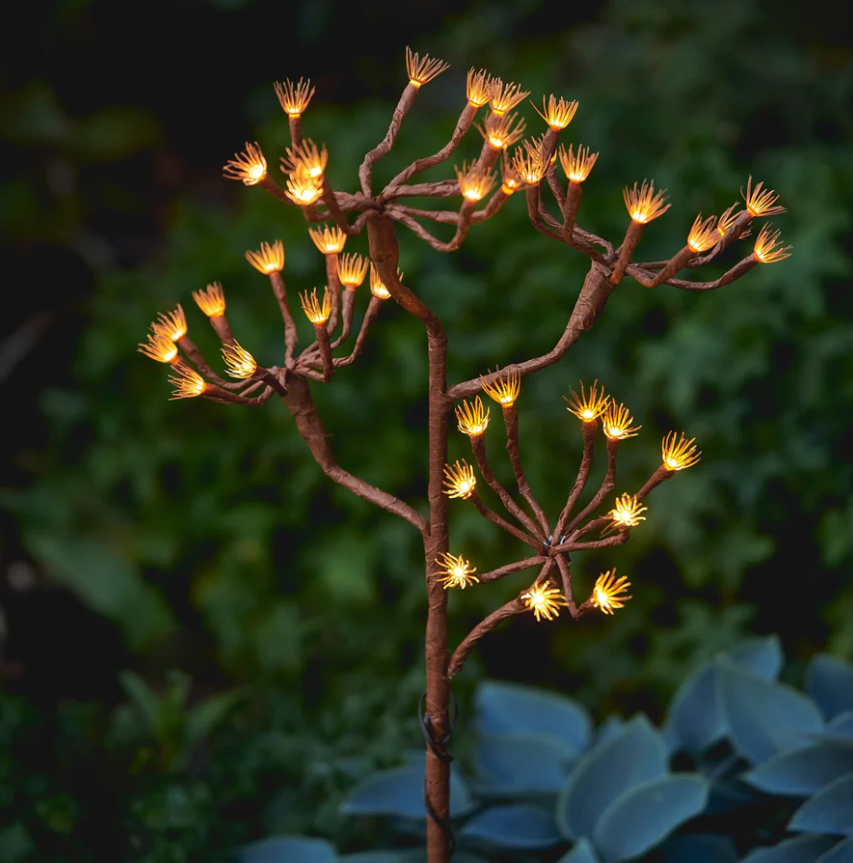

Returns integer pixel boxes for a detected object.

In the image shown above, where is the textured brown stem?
[321,178,353,235]
[502,405,550,537]
[469,491,542,550]
[562,181,583,240]
[359,84,419,196]
[269,272,299,367]
[610,220,645,285]
[554,553,578,615]
[651,245,695,287]
[314,323,334,382]
[258,174,289,204]
[331,289,357,349]
[477,555,548,584]
[288,115,303,152]
[325,255,342,338]
[553,420,597,540]
[177,335,244,389]
[636,465,674,499]
[447,596,525,679]
[563,437,619,536]
[209,314,235,346]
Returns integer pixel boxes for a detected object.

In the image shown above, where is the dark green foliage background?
[1,0,852,859]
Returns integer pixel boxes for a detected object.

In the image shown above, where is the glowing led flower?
[153,305,187,341]
[443,460,477,499]
[222,341,257,379]
[338,253,368,289]
[138,332,178,364]
[478,111,526,150]
[717,202,747,237]
[687,214,719,252]
[284,167,324,206]
[274,78,315,117]
[223,142,267,186]
[245,240,285,274]
[455,397,490,436]
[192,282,226,318]
[309,225,346,255]
[168,359,206,400]
[489,78,530,116]
[742,176,786,217]
[500,154,523,195]
[455,161,497,202]
[282,139,328,179]
[753,222,792,264]
[466,68,492,107]
[609,493,647,528]
[603,402,641,440]
[480,367,520,406]
[511,145,546,185]
[591,570,632,615]
[299,287,332,324]
[662,431,701,471]
[436,552,479,589]
[558,144,598,183]
[521,583,564,622]
[624,180,670,223]
[406,47,449,87]
[534,94,579,130]
[565,380,609,422]
[368,263,394,300]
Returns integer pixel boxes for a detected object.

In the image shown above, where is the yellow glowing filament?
[299,287,332,324]
[455,161,497,202]
[153,305,187,341]
[369,263,399,300]
[168,360,207,400]
[222,341,257,379]
[624,180,670,224]
[192,282,226,318]
[284,167,324,206]
[511,146,545,185]
[223,142,267,186]
[603,402,641,440]
[489,78,530,116]
[753,223,792,264]
[406,46,449,87]
[662,431,701,471]
[138,332,179,364]
[591,570,632,615]
[558,143,598,183]
[466,68,492,107]
[609,493,648,528]
[478,111,526,151]
[742,175,786,217]
[338,253,368,289]
[717,202,745,237]
[282,139,328,180]
[565,380,609,422]
[309,225,346,255]
[480,367,520,406]
[521,583,564,622]
[686,214,719,253]
[500,154,522,195]
[534,94,579,131]
[442,460,477,500]
[245,240,285,274]
[455,397,490,436]
[436,552,479,589]
[273,77,315,118]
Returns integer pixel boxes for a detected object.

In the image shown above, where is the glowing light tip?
[753,222,792,264]
[299,287,332,325]
[309,225,346,255]
[466,68,493,107]
[558,144,599,183]
[609,493,647,528]
[138,332,179,364]
[405,47,449,87]
[742,176,786,218]
[338,253,368,288]
[565,380,609,422]
[192,282,226,318]
[511,145,545,185]
[245,240,285,274]
[591,570,632,615]
[603,402,641,441]
[478,111,526,151]
[455,160,497,202]
[274,78,315,117]
[534,94,579,130]
[455,396,490,436]
[153,305,187,342]
[436,552,479,589]
[222,341,257,379]
[687,214,719,252]
[369,263,400,300]
[223,142,267,186]
[168,360,207,400]
[480,367,520,406]
[521,583,564,622]
[489,78,530,116]
[284,167,324,206]
[661,431,701,472]
[623,180,670,224]
[442,460,477,500]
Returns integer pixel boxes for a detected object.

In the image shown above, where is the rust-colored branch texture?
[139,48,791,863]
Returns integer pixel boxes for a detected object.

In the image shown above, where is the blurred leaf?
[556,838,601,863]
[474,732,577,796]
[741,835,838,863]
[807,655,853,720]
[789,773,853,837]
[459,803,562,850]
[745,742,853,797]
[237,836,338,863]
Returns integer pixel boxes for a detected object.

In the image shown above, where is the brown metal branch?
[359,84,420,196]
[325,255,342,338]
[502,405,551,537]
[447,595,526,679]
[563,437,619,536]
[177,336,245,390]
[477,555,548,584]
[268,272,299,367]
[553,420,597,541]
[469,491,542,551]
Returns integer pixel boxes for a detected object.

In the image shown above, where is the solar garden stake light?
[139,48,791,863]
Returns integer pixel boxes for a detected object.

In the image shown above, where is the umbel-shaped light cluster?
[137,44,790,689]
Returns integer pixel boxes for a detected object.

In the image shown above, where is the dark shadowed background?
[1,0,852,859]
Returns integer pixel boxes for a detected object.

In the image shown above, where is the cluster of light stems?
[141,48,790,863]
